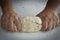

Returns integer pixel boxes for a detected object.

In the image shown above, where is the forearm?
[45,0,60,11]
[0,0,14,14]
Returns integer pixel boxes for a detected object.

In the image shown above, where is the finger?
[5,14,15,32]
[54,14,59,27]
[1,16,5,29]
[5,14,10,30]
[41,17,48,31]
[3,14,11,30]
[46,13,53,30]
[18,17,22,31]
[1,16,9,30]
[52,15,56,29]
[14,17,22,32]
[54,13,59,26]
[7,17,15,32]
[13,24,18,32]
[51,15,56,29]
[47,16,54,31]
[1,15,6,29]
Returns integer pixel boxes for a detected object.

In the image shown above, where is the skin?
[0,0,60,32]
[36,0,60,31]
[0,0,22,32]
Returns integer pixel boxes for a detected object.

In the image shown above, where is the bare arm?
[36,0,60,31]
[0,0,14,14]
[0,0,22,32]
[45,0,60,11]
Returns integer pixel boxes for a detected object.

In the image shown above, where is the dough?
[20,16,42,32]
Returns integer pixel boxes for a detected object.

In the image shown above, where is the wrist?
[45,5,56,11]
[45,0,60,11]
[44,7,56,14]
[0,0,14,14]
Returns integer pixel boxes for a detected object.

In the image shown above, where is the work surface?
[0,27,60,40]
[0,0,60,40]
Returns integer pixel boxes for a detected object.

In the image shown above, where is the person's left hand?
[36,9,59,31]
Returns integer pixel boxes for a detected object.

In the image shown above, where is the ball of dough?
[20,16,42,32]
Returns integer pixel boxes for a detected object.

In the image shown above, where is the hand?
[36,9,59,31]
[1,11,22,32]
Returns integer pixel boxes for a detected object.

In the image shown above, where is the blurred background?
[0,0,60,40]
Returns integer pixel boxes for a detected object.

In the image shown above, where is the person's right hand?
[1,11,22,32]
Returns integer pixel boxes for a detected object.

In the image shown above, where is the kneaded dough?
[20,16,42,32]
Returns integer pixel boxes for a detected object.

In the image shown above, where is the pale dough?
[20,16,42,32]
